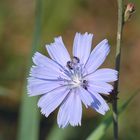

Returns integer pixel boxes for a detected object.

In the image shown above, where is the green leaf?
[87,90,139,140]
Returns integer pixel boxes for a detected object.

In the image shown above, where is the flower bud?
[124,3,135,22]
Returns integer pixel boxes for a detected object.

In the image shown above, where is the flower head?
[27,32,118,128]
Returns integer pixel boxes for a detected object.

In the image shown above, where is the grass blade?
[17,0,42,140]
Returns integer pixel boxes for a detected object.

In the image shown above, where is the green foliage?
[17,93,40,140]
[17,0,42,140]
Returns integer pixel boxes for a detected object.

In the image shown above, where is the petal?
[57,96,70,128]
[31,52,70,80]
[85,39,110,73]
[33,52,60,70]
[69,91,82,126]
[30,66,60,80]
[88,88,109,115]
[38,87,69,117]
[30,66,69,80]
[77,87,93,108]
[46,37,71,67]
[88,81,113,95]
[90,93,109,115]
[73,32,93,65]
[57,90,82,128]
[27,77,64,96]
[85,68,118,82]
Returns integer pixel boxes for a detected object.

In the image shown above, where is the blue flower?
[27,32,118,128]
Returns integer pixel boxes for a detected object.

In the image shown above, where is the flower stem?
[112,0,124,140]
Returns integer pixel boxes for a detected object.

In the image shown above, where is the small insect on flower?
[27,32,118,128]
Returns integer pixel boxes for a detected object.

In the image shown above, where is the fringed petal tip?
[58,120,81,129]
[45,36,70,67]
[73,32,94,65]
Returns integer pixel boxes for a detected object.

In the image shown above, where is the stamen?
[67,57,80,70]
[82,80,88,90]
[73,56,80,64]
[66,57,87,89]
[83,86,88,90]
[83,80,88,84]
[67,61,73,69]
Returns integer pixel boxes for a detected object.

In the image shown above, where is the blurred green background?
[0,0,140,140]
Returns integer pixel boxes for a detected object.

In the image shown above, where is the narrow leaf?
[17,0,42,140]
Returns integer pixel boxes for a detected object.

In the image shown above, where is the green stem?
[17,0,42,140]
[112,0,124,140]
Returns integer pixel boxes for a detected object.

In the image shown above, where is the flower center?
[71,74,82,87]
[66,57,88,89]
